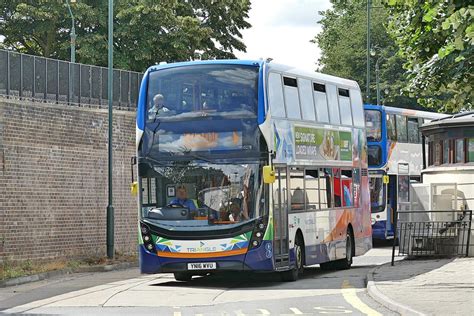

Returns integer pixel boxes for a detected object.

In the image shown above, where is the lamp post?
[106,0,114,259]
[366,0,371,101]
[375,56,384,106]
[66,0,76,63]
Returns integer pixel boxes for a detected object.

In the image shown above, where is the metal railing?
[392,210,472,264]
[0,49,143,110]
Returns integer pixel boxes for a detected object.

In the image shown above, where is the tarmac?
[367,257,474,315]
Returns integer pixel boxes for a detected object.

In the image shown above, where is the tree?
[314,0,419,109]
[0,0,251,72]
[383,0,473,113]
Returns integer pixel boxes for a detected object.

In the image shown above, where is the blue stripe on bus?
[257,65,265,124]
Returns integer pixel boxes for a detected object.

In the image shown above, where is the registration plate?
[187,262,217,270]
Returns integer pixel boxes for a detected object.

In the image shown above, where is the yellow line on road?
[341,280,382,316]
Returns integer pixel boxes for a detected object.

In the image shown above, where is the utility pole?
[366,0,371,102]
[106,0,114,259]
[375,56,384,105]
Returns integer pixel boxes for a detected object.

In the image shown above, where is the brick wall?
[0,98,138,262]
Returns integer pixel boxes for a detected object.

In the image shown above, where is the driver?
[169,185,197,211]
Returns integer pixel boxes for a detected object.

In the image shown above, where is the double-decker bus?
[364,104,447,240]
[134,60,372,282]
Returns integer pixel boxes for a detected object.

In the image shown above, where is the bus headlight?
[249,216,268,250]
[141,223,155,253]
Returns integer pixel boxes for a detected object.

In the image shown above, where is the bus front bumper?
[139,241,275,274]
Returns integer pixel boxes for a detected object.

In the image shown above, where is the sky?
[235,0,332,71]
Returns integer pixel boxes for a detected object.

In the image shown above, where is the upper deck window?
[298,78,316,121]
[313,82,329,123]
[338,89,353,126]
[365,110,382,142]
[283,76,301,119]
[147,64,258,121]
[268,72,286,117]
[326,84,341,124]
[387,114,397,141]
[396,115,408,143]
[407,117,420,143]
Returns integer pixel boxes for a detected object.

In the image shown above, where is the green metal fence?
[0,49,142,110]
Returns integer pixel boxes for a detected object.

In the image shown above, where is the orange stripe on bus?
[157,248,248,258]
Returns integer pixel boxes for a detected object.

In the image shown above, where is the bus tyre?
[319,229,354,270]
[335,230,354,270]
[174,272,193,282]
[281,236,304,282]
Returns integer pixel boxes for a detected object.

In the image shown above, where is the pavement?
[367,257,474,316]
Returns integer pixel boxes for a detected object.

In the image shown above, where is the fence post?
[6,51,10,98]
[467,211,472,257]
[44,59,47,101]
[391,211,398,266]
[32,56,36,100]
[19,54,23,99]
[56,60,60,104]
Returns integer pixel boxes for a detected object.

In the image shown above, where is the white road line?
[257,309,271,315]
[289,307,304,314]
[341,280,382,316]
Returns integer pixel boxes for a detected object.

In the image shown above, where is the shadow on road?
[151,264,377,290]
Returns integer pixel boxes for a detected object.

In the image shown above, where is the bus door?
[386,175,397,238]
[273,166,290,269]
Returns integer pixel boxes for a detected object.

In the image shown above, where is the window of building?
[428,141,434,166]
[407,117,420,143]
[268,73,286,117]
[298,78,316,121]
[396,115,408,142]
[326,84,341,124]
[455,139,464,163]
[387,114,397,141]
[443,139,449,164]
[283,76,301,119]
[434,142,442,165]
[469,138,474,162]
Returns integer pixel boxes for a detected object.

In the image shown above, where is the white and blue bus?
[364,104,447,240]
[134,60,372,281]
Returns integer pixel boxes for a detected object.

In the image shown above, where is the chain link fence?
[0,49,143,111]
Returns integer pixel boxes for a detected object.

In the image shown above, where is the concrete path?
[368,257,474,315]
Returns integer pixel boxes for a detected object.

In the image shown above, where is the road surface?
[0,247,397,315]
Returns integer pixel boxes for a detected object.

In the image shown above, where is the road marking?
[290,307,304,314]
[314,306,353,314]
[341,280,382,316]
[257,309,270,315]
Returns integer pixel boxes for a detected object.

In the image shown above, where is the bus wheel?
[337,229,354,270]
[281,236,304,282]
[174,272,193,282]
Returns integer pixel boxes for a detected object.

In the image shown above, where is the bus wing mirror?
[383,175,389,184]
[131,156,138,196]
[263,166,275,184]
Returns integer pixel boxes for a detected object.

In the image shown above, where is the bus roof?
[364,104,448,120]
[144,59,360,91]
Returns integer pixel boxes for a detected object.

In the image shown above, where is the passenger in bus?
[291,187,307,210]
[169,185,197,210]
[148,93,170,120]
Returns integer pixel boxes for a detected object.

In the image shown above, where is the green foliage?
[314,0,418,108]
[383,0,473,113]
[0,0,251,72]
